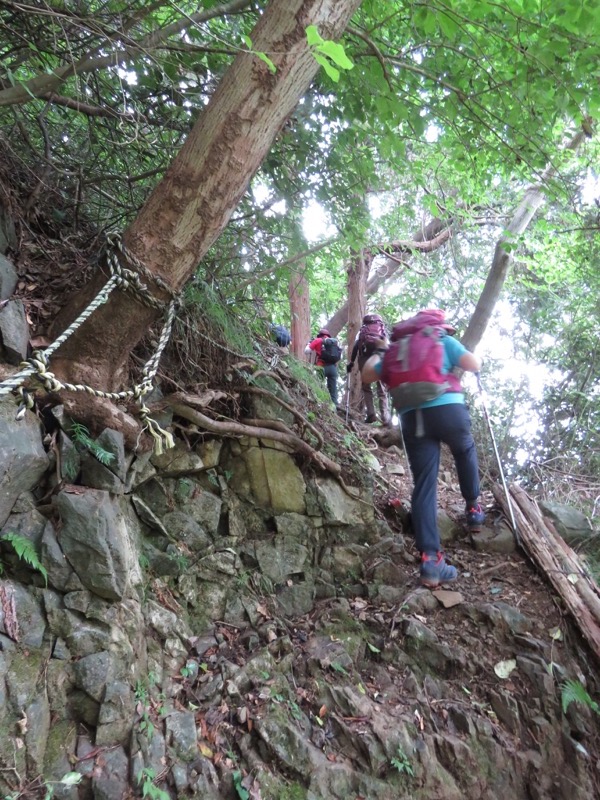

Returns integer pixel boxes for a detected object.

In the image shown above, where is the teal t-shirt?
[375,334,467,413]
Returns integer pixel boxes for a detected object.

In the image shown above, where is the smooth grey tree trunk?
[462,128,587,351]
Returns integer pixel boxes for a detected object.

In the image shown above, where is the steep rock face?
[0,410,598,800]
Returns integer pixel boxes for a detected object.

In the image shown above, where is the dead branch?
[493,483,600,664]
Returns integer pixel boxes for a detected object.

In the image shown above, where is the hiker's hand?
[346,362,354,374]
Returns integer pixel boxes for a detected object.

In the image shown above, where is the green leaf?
[316,41,354,71]
[438,12,459,40]
[242,35,252,49]
[561,679,600,715]
[256,51,277,74]
[2,532,48,586]
[313,53,340,83]
[367,642,381,653]
[232,771,250,800]
[305,25,324,47]
[60,773,83,786]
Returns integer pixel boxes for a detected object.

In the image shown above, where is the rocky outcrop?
[0,402,598,800]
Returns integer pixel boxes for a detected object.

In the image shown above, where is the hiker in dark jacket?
[347,313,391,425]
[270,323,291,350]
[305,329,340,405]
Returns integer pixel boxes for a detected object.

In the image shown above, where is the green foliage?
[232,770,250,800]
[306,25,354,83]
[137,768,170,800]
[70,422,115,466]
[1,532,48,586]
[390,746,415,777]
[4,772,83,800]
[561,679,600,715]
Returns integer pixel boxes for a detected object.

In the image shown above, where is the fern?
[561,679,600,715]
[2,532,48,586]
[70,422,115,466]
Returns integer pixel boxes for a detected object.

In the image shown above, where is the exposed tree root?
[167,393,341,477]
[242,386,323,449]
[164,396,373,508]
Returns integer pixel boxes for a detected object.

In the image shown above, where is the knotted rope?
[0,234,177,454]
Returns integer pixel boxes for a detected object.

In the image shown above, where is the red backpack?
[380,309,461,409]
[358,314,387,355]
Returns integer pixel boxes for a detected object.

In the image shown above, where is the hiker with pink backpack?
[363,308,486,588]
[346,313,392,425]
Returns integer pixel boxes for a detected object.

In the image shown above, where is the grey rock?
[0,299,29,363]
[41,522,84,592]
[276,581,315,616]
[0,253,16,300]
[539,500,595,545]
[80,451,125,493]
[24,689,51,774]
[92,745,129,800]
[166,710,198,761]
[471,521,516,554]
[255,537,309,583]
[96,680,135,746]
[162,510,211,551]
[0,580,46,648]
[73,651,115,702]
[0,397,49,528]
[54,488,141,600]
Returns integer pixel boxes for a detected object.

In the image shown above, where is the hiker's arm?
[458,351,481,372]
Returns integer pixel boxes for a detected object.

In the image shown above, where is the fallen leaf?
[199,742,213,758]
[494,659,517,679]
[319,705,327,718]
[255,603,269,618]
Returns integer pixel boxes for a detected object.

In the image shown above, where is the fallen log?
[493,483,600,663]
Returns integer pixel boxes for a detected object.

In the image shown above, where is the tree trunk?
[325,219,452,336]
[289,264,311,360]
[346,249,369,410]
[462,127,587,351]
[51,0,363,390]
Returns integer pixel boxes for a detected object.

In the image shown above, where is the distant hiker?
[347,313,391,425]
[366,308,485,588]
[305,328,342,405]
[270,323,291,350]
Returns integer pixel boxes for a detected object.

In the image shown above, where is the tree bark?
[462,127,587,351]
[493,482,600,664]
[51,0,363,391]
[289,264,311,360]
[346,249,369,410]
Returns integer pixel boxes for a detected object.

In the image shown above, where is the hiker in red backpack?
[347,313,391,425]
[305,329,342,405]
[368,309,485,588]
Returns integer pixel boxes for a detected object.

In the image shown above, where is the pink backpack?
[380,309,461,409]
[358,314,387,355]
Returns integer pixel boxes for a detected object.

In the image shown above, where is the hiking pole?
[475,372,521,545]
[345,376,350,424]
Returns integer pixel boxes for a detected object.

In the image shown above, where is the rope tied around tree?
[0,233,177,455]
